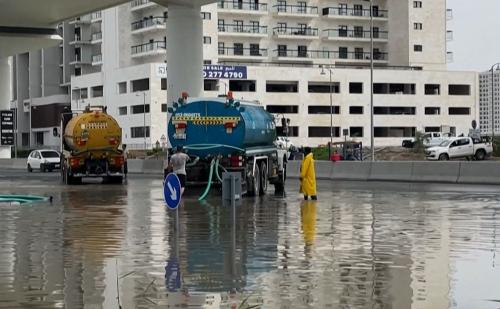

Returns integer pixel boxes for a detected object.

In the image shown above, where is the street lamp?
[136,92,147,153]
[490,63,500,141]
[320,65,334,160]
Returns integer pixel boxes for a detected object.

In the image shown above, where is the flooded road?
[1,171,500,308]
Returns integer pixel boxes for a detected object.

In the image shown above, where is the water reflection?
[0,179,500,308]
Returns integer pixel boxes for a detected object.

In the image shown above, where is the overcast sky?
[447,0,500,72]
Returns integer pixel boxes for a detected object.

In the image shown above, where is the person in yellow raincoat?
[300,147,317,200]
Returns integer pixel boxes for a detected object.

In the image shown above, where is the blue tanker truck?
[167,96,287,196]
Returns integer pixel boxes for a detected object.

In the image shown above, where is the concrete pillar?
[166,5,203,105]
[0,57,11,158]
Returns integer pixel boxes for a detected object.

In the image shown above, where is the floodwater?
[1,174,500,308]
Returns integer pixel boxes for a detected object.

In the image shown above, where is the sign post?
[163,173,181,210]
[1,110,14,147]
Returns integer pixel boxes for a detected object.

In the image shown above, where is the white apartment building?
[479,69,500,136]
[13,0,475,149]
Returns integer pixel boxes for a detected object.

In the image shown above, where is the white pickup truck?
[402,132,453,148]
[425,137,493,161]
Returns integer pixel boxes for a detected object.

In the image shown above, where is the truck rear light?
[77,139,87,146]
[108,137,118,145]
[229,155,243,167]
[111,156,124,166]
[69,157,81,167]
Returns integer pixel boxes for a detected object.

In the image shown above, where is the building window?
[308,106,340,114]
[414,44,423,52]
[414,23,423,30]
[203,36,212,44]
[349,106,364,114]
[350,127,364,137]
[308,126,341,138]
[161,78,167,90]
[201,12,211,20]
[131,78,149,92]
[266,105,298,114]
[425,107,441,115]
[131,104,150,114]
[35,132,44,146]
[374,107,416,115]
[425,84,440,95]
[230,80,256,92]
[131,126,150,138]
[449,84,471,95]
[250,44,261,56]
[161,104,167,112]
[339,47,348,59]
[277,44,287,57]
[91,86,103,98]
[425,127,441,133]
[266,81,298,93]
[204,60,212,65]
[75,67,81,76]
[413,1,422,8]
[349,82,363,94]
[374,127,416,137]
[449,107,471,115]
[308,82,340,93]
[234,43,244,55]
[204,79,218,91]
[80,88,88,99]
[118,107,127,115]
[374,83,416,95]
[118,82,127,94]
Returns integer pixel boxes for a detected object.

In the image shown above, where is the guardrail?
[286,160,500,185]
[2,159,500,185]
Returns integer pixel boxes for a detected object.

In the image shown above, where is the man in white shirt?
[169,145,190,196]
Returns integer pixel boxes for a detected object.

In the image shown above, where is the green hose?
[198,159,216,201]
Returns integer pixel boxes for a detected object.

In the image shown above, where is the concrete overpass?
[0,0,214,158]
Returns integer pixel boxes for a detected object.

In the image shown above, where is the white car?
[276,136,294,150]
[425,137,493,161]
[27,150,61,172]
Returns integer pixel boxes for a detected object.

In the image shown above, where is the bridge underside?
[0,0,214,158]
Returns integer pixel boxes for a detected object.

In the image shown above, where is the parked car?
[425,137,493,161]
[27,150,61,172]
[402,132,454,148]
[276,136,294,150]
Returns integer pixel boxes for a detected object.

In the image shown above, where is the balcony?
[131,41,166,58]
[91,11,102,22]
[217,1,268,15]
[92,54,103,66]
[446,9,453,21]
[69,35,91,45]
[273,49,388,63]
[69,55,91,65]
[322,29,388,42]
[218,47,267,61]
[69,14,92,25]
[272,4,318,18]
[131,17,167,34]
[322,7,388,21]
[272,27,318,40]
[218,24,268,38]
[91,32,102,43]
[130,0,157,11]
[446,30,453,41]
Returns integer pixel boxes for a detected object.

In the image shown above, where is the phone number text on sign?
[203,65,247,80]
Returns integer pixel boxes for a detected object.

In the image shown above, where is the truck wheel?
[438,154,449,161]
[248,165,260,197]
[27,164,32,173]
[259,162,268,195]
[475,149,486,161]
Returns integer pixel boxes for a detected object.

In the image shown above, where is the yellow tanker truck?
[60,106,125,184]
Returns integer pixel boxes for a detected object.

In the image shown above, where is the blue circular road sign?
[163,173,181,210]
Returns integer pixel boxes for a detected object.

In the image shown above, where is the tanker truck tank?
[167,98,277,158]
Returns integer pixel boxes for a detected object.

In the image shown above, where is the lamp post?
[136,92,147,152]
[490,63,500,141]
[370,0,375,161]
[320,65,334,160]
